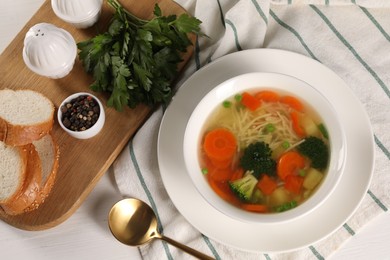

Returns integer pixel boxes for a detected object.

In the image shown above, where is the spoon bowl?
[108,198,215,260]
[108,198,157,246]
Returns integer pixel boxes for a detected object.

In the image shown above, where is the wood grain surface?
[0,0,194,230]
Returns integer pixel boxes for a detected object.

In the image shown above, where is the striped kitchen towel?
[113,0,390,259]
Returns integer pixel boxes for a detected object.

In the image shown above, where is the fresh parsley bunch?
[77,0,203,111]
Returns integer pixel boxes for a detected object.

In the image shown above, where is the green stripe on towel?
[129,141,174,259]
[202,235,222,260]
[375,135,390,160]
[367,189,388,212]
[309,245,325,260]
[343,223,356,236]
[251,0,268,24]
[359,7,390,41]
[225,19,242,51]
[217,0,225,28]
[310,5,390,99]
[269,10,319,60]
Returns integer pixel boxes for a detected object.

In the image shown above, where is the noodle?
[218,101,301,151]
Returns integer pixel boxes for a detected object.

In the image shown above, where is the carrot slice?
[208,167,234,181]
[254,90,280,102]
[204,148,235,169]
[284,175,304,194]
[281,96,304,112]
[277,151,305,181]
[209,157,232,169]
[257,174,278,195]
[204,156,234,181]
[241,92,261,111]
[209,178,240,205]
[203,128,237,162]
[241,203,268,213]
[290,111,305,137]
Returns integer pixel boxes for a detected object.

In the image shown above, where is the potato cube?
[303,168,324,190]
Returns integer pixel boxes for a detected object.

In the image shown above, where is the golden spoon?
[108,198,215,260]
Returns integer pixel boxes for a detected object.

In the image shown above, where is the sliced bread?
[0,89,54,146]
[0,134,59,215]
[0,89,59,215]
[0,141,28,203]
[0,143,42,215]
[31,134,59,206]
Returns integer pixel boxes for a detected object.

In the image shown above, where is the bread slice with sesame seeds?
[0,141,28,204]
[0,89,54,146]
[31,134,59,206]
[0,134,59,215]
[0,141,42,215]
[0,88,58,215]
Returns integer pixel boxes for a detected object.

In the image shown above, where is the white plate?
[157,49,374,253]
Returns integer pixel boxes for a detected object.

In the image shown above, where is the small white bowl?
[183,72,346,224]
[51,0,103,28]
[57,92,105,139]
[23,23,77,79]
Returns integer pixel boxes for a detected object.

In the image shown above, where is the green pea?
[282,141,290,149]
[222,100,231,108]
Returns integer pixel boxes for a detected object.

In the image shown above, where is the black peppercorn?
[61,94,100,132]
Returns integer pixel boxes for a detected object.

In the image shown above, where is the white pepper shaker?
[22,23,77,79]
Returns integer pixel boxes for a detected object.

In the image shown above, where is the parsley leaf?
[77,0,204,111]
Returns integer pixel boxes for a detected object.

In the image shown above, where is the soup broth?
[199,89,330,213]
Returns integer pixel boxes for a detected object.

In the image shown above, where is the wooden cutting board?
[0,0,194,230]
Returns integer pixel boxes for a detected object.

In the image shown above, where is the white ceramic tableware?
[158,49,374,253]
[51,0,103,28]
[183,72,346,224]
[22,23,77,79]
[57,92,105,139]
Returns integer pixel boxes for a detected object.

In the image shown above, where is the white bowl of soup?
[183,72,346,223]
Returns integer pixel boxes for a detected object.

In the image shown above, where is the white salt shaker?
[51,0,103,29]
[23,23,77,79]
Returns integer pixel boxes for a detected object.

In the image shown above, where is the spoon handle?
[159,235,215,260]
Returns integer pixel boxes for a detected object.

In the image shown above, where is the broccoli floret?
[240,141,276,178]
[229,174,257,202]
[297,136,329,170]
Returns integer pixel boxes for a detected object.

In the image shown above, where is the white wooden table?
[1,1,389,259]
